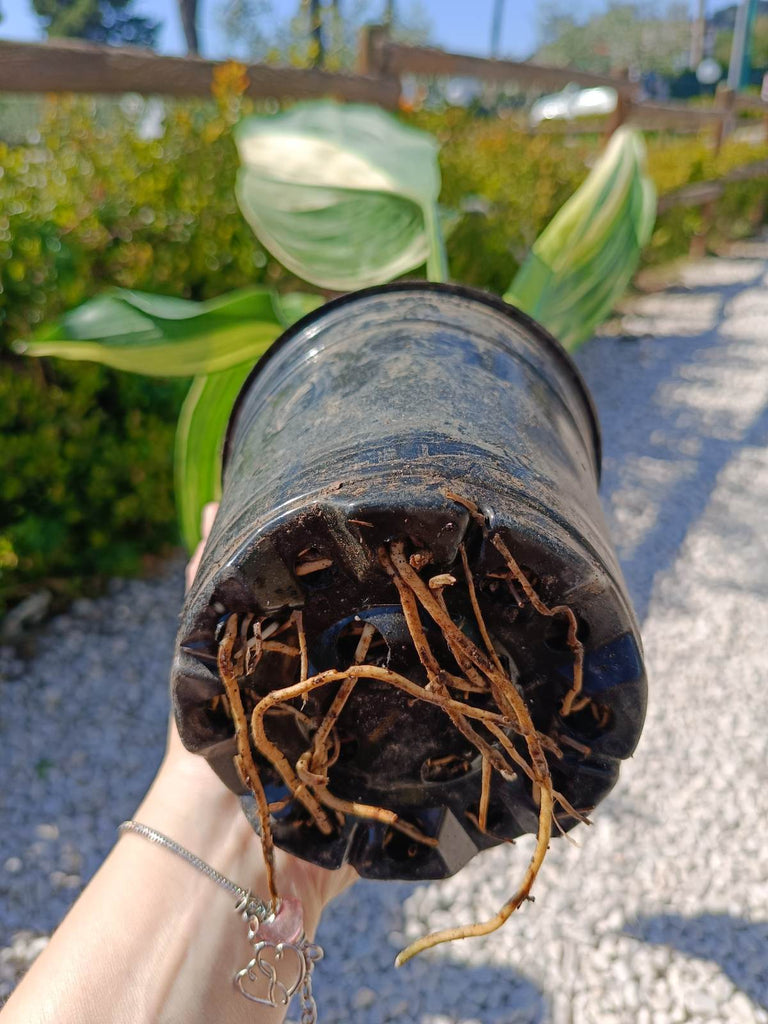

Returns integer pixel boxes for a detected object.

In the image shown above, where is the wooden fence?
[2,29,766,145]
[0,38,400,108]
[2,28,767,250]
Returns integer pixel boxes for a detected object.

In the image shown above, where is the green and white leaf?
[235,100,446,290]
[175,362,255,550]
[505,127,656,351]
[174,289,323,549]
[18,286,320,376]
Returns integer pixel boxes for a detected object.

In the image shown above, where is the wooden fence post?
[356,24,389,77]
[712,84,736,154]
[602,68,632,142]
[604,91,632,141]
[689,196,718,258]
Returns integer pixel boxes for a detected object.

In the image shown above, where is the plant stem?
[425,203,449,283]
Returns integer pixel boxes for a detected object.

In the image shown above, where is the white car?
[529,83,618,126]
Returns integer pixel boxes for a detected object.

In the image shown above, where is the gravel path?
[2,246,768,1023]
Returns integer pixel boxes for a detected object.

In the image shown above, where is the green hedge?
[0,82,288,611]
[2,93,767,611]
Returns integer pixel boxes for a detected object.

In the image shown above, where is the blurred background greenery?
[3,0,768,613]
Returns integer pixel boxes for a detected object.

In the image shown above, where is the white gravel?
[2,246,768,1022]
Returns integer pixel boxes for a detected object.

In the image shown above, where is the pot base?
[173,491,644,881]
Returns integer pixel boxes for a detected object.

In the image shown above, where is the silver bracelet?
[118,820,324,1021]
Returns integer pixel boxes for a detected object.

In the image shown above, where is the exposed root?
[213,497,591,964]
[490,534,584,717]
[444,491,585,716]
[479,757,492,833]
[293,610,308,688]
[262,641,301,656]
[295,751,438,848]
[395,786,553,966]
[217,615,278,905]
[309,622,376,776]
[458,542,505,678]
[386,537,557,965]
[250,701,335,836]
[295,558,334,576]
[251,665,511,732]
[387,544,551,785]
[383,546,514,780]
[558,734,592,756]
[245,619,263,674]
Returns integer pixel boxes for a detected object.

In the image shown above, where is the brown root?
[308,622,376,776]
[458,542,505,678]
[262,641,301,656]
[294,610,309,687]
[251,664,511,734]
[217,614,278,905]
[489,534,585,717]
[479,756,492,833]
[395,786,553,966]
[214,495,588,963]
[295,751,438,848]
[383,545,514,781]
[386,535,556,966]
[250,700,335,836]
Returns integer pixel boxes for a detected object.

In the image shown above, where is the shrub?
[410,109,592,292]
[0,79,292,611]
[2,94,767,611]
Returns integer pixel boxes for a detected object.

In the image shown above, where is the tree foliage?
[714,15,768,71]
[536,1,690,75]
[217,0,431,68]
[32,0,160,48]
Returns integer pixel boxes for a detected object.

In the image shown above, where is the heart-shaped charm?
[234,941,306,1007]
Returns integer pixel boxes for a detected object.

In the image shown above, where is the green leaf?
[505,127,656,351]
[275,290,326,327]
[175,362,255,551]
[18,287,301,376]
[234,100,447,289]
[173,290,326,550]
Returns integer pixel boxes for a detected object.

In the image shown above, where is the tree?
[535,2,690,76]
[218,0,429,67]
[714,14,768,71]
[32,0,159,48]
[219,0,272,61]
[308,0,324,67]
[178,0,199,54]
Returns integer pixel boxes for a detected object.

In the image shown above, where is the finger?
[185,545,204,592]
[201,501,219,541]
[185,503,221,592]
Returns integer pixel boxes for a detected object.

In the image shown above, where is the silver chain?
[118,820,270,920]
[118,820,322,1021]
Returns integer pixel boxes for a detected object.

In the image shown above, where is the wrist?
[130,754,354,931]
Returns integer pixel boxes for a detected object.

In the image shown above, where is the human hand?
[1,505,355,1024]
[159,501,357,918]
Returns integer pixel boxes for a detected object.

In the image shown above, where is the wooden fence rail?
[0,38,400,108]
[357,26,635,95]
[1,29,766,241]
[4,31,767,143]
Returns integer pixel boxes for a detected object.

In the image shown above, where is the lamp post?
[727,0,758,91]
[490,0,504,58]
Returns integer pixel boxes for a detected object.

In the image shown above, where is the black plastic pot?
[172,283,646,881]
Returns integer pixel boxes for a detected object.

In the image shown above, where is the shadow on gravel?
[576,264,768,622]
[314,879,546,1023]
[625,912,768,1010]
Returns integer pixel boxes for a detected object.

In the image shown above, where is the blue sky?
[1,0,616,60]
[1,0,726,61]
